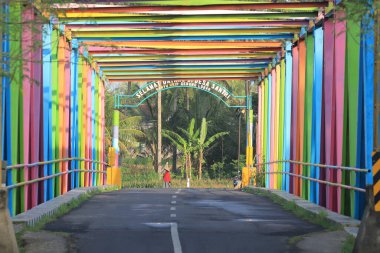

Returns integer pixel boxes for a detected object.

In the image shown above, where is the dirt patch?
[22,230,76,253]
[292,230,349,253]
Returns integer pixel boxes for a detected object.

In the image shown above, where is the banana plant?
[197,118,229,179]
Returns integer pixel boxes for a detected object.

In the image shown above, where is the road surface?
[45,188,323,253]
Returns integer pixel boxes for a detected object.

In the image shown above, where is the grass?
[121,166,233,189]
[242,187,342,231]
[16,186,117,251]
[171,178,233,188]
[288,235,304,245]
[341,235,355,253]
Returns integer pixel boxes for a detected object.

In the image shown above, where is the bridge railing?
[3,158,108,190]
[255,160,369,193]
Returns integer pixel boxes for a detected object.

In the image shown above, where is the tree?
[163,118,199,180]
[197,118,229,179]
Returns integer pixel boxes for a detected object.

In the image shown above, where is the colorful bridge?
[0,0,378,225]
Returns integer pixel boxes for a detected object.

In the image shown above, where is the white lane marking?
[171,223,183,253]
[170,214,176,218]
[143,222,171,228]
[170,207,176,211]
[143,222,183,253]
[235,218,276,222]
[171,201,177,204]
[172,195,177,198]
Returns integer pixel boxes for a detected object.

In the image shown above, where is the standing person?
[163,162,171,188]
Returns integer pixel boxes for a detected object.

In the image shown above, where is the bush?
[207,155,245,179]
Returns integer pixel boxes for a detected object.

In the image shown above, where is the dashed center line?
[172,195,177,199]
[171,201,177,204]
[170,207,176,211]
[170,214,177,218]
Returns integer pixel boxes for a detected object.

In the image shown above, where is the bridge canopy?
[47,0,328,82]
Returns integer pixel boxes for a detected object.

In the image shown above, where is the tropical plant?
[163,118,199,180]
[197,118,229,179]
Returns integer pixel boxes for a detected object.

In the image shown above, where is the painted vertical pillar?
[113,110,120,168]
[86,67,92,186]
[270,68,276,189]
[57,34,65,196]
[344,15,361,218]
[81,58,88,187]
[304,35,314,201]
[323,19,335,209]
[260,79,265,172]
[284,41,293,193]
[31,12,42,208]
[263,76,269,187]
[257,84,261,168]
[62,38,71,194]
[77,54,84,187]
[42,22,53,202]
[2,2,13,214]
[91,70,96,186]
[275,64,281,190]
[291,46,299,195]
[70,39,79,189]
[334,12,347,214]
[361,5,374,187]
[9,1,22,215]
[266,74,272,188]
[51,28,59,197]
[351,7,375,218]
[278,61,285,190]
[249,108,253,166]
[312,27,324,205]
[297,40,306,198]
[100,80,105,184]
[21,7,33,212]
[94,76,100,186]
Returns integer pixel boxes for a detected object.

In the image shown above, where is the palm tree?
[197,118,229,179]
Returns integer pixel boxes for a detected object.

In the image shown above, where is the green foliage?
[341,235,355,253]
[122,167,162,188]
[208,155,245,179]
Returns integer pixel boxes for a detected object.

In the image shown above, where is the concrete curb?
[12,185,115,233]
[247,187,360,237]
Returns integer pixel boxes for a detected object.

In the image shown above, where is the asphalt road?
[45,188,323,253]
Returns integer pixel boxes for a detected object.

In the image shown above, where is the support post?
[242,81,253,187]
[157,84,162,175]
[113,109,120,167]
[353,5,380,252]
[107,109,121,188]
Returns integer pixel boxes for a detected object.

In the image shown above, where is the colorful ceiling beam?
[50,0,329,82]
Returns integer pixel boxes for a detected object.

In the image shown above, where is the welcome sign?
[116,80,246,108]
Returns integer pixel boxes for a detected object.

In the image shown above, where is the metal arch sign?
[115,80,247,108]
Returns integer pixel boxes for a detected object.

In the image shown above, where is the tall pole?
[237,112,241,176]
[112,110,120,167]
[157,85,162,175]
[245,80,252,168]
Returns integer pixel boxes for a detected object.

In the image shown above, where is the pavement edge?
[246,186,360,237]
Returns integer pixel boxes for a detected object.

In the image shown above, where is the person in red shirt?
[163,162,171,188]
